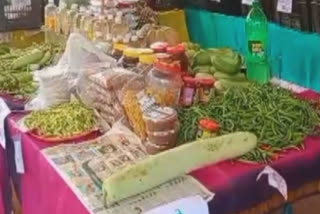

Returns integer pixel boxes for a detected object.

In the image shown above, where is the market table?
[0,145,8,214]
[4,90,320,214]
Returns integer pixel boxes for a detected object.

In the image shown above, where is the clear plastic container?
[122,48,140,68]
[167,44,189,73]
[93,15,107,41]
[66,4,78,35]
[112,43,127,61]
[143,106,177,132]
[73,6,86,34]
[146,62,183,106]
[138,54,156,75]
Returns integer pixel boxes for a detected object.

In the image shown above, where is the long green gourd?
[11,49,44,70]
[103,132,257,206]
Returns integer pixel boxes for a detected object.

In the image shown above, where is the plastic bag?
[26,33,116,110]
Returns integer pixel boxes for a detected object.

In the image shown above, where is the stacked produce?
[24,101,96,138]
[178,83,320,163]
[0,43,63,97]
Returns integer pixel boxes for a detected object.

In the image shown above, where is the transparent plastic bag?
[26,33,116,110]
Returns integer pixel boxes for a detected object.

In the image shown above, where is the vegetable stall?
[0,0,320,214]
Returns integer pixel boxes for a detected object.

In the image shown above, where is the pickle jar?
[111,43,127,61]
[138,53,156,75]
[123,48,140,68]
[146,62,183,106]
[167,44,189,73]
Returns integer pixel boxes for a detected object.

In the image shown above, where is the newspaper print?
[43,123,214,214]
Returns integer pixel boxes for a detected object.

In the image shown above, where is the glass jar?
[112,43,127,61]
[123,48,140,68]
[146,62,183,106]
[167,44,189,73]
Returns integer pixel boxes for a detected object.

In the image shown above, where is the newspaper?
[42,122,214,214]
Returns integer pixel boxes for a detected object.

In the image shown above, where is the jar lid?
[199,118,219,131]
[113,43,127,51]
[167,44,185,55]
[151,42,168,52]
[154,61,181,73]
[182,76,196,85]
[138,48,154,55]
[124,48,140,58]
[139,54,156,64]
[198,78,215,86]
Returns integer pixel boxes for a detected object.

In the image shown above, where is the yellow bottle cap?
[113,43,127,51]
[138,48,154,55]
[139,54,156,65]
[124,48,140,58]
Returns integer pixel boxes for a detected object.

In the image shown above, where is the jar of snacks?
[112,43,127,61]
[181,76,197,107]
[167,44,189,73]
[138,54,156,75]
[155,53,171,63]
[197,118,219,139]
[143,106,178,132]
[198,78,215,103]
[146,62,183,106]
[123,48,140,68]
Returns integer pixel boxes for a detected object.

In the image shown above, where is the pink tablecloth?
[6,90,320,214]
[0,146,6,214]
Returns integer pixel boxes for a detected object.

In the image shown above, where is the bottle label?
[248,41,265,57]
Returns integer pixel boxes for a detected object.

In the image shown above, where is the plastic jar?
[167,44,189,73]
[122,48,140,68]
[181,76,197,107]
[197,118,219,139]
[138,54,156,75]
[112,43,127,61]
[198,78,215,103]
[146,62,183,106]
[143,106,177,132]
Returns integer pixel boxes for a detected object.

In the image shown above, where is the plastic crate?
[311,0,320,33]
[0,0,43,32]
[241,0,274,19]
[206,0,242,16]
[272,0,311,32]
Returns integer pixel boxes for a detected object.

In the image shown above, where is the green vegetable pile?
[0,43,63,97]
[24,101,97,137]
[178,83,320,163]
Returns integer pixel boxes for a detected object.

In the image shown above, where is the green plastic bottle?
[246,0,270,84]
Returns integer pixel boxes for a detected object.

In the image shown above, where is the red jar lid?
[198,78,215,86]
[182,76,196,85]
[154,61,181,73]
[151,42,169,52]
[167,44,186,55]
[199,118,220,131]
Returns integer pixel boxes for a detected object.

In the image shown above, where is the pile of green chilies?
[25,101,97,137]
[178,83,320,163]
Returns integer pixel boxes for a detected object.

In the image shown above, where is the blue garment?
[185,8,320,92]
[283,203,294,214]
